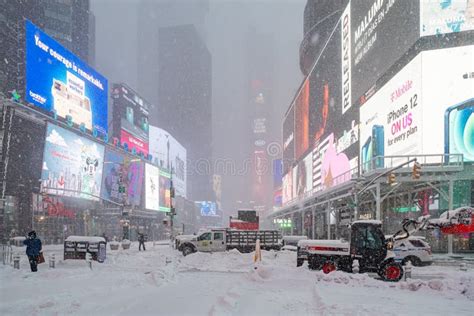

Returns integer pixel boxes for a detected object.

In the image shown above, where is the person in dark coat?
[23,231,42,272]
[138,233,146,251]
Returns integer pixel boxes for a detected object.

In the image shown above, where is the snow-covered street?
[1,243,473,315]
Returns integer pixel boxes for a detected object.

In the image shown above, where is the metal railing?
[361,154,463,174]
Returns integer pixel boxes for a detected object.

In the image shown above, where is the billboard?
[145,163,159,211]
[41,124,105,201]
[282,106,295,175]
[421,0,474,36]
[360,45,474,167]
[159,169,171,212]
[294,79,310,160]
[25,21,108,135]
[351,0,420,101]
[101,149,143,206]
[309,23,359,192]
[360,54,423,170]
[111,83,150,155]
[149,126,187,197]
[292,152,312,199]
[282,168,293,205]
[196,201,218,216]
[421,45,474,161]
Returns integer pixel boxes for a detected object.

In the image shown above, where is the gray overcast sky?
[91,0,305,213]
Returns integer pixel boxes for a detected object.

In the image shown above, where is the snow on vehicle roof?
[298,239,349,248]
[353,220,382,225]
[65,236,106,243]
[282,235,307,241]
[385,235,426,240]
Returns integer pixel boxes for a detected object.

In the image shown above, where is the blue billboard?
[25,20,108,135]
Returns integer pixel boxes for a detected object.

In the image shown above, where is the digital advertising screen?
[282,105,295,175]
[294,79,310,161]
[351,0,420,101]
[159,169,171,212]
[282,168,293,205]
[101,149,143,206]
[41,123,105,201]
[145,163,159,211]
[292,152,313,199]
[272,159,283,189]
[359,54,423,171]
[360,45,474,168]
[149,125,187,197]
[196,201,218,217]
[420,0,474,36]
[309,23,359,192]
[421,45,474,161]
[25,21,108,135]
[111,83,150,155]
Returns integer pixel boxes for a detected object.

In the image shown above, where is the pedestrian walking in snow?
[138,233,146,251]
[23,231,42,272]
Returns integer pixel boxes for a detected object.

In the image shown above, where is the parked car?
[392,236,432,266]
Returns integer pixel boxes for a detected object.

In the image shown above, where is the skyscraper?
[156,24,213,202]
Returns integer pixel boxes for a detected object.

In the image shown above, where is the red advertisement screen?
[121,129,149,155]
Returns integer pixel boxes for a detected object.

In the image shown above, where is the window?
[199,233,211,241]
[213,232,223,240]
[409,239,426,248]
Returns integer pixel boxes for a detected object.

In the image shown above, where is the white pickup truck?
[177,229,281,256]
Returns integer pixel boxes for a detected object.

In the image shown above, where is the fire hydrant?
[13,254,20,269]
[49,253,55,269]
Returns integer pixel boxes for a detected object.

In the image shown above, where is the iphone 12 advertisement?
[445,99,474,161]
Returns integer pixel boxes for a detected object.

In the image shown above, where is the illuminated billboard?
[25,21,108,135]
[196,201,218,216]
[101,149,143,206]
[360,45,474,168]
[41,124,105,201]
[282,106,295,175]
[294,79,310,161]
[111,83,150,155]
[351,0,420,101]
[145,163,159,211]
[420,0,474,36]
[159,169,171,212]
[149,126,187,197]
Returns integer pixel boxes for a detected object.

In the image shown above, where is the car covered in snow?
[392,236,432,266]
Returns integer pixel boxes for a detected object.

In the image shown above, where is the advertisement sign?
[282,106,295,175]
[41,124,105,200]
[148,126,187,197]
[351,0,420,101]
[120,129,149,155]
[294,79,310,160]
[341,2,352,114]
[282,169,293,205]
[272,159,283,189]
[196,201,218,216]
[292,153,312,199]
[159,169,171,212]
[360,55,423,170]
[309,23,359,192]
[26,21,108,135]
[421,45,474,161]
[253,118,267,134]
[360,45,474,167]
[145,163,159,211]
[421,0,474,36]
[101,149,143,206]
[112,83,150,154]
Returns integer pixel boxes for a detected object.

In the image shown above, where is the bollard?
[49,253,55,269]
[85,252,92,270]
[460,262,467,272]
[13,254,20,269]
[404,262,412,281]
[352,259,360,274]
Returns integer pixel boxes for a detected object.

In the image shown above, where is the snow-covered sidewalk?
[1,243,473,315]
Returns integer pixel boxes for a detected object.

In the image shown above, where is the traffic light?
[388,172,396,185]
[412,162,421,180]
